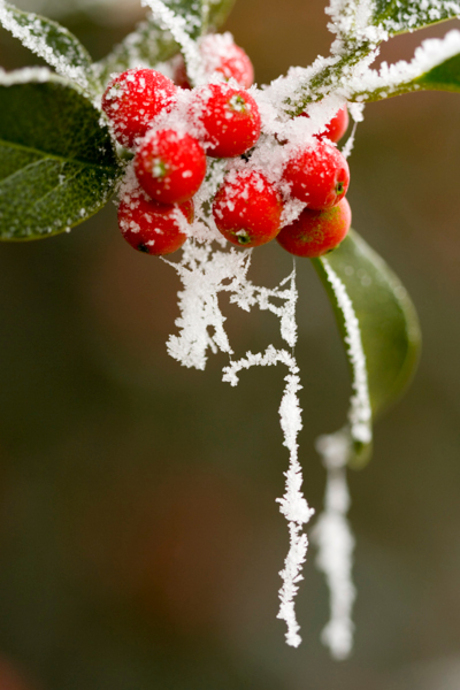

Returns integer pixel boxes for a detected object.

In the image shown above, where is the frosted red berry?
[276,197,351,258]
[190,83,261,158]
[174,33,254,89]
[283,139,350,209]
[320,105,349,143]
[101,69,177,149]
[300,105,349,143]
[118,189,193,255]
[212,170,284,247]
[134,129,207,205]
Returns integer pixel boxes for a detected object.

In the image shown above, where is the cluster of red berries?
[102,35,352,258]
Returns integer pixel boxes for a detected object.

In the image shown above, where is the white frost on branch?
[313,429,356,660]
[164,242,250,369]
[169,242,311,646]
[223,347,314,648]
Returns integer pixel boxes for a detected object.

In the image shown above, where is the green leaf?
[0,70,121,241]
[415,49,460,91]
[349,36,460,103]
[312,229,421,467]
[141,0,209,43]
[0,1,98,94]
[372,0,460,36]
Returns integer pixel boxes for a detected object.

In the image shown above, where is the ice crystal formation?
[2,0,457,659]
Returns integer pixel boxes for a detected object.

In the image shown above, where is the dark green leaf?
[0,70,121,241]
[137,0,209,45]
[372,0,460,36]
[415,50,460,91]
[312,229,421,466]
[0,1,98,93]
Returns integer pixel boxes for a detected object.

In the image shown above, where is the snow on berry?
[212,169,284,247]
[321,105,349,142]
[189,83,261,158]
[134,128,207,205]
[300,105,350,143]
[282,138,350,209]
[101,68,177,149]
[118,185,193,255]
[276,197,352,258]
[173,32,254,89]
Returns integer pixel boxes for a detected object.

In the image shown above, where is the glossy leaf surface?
[313,229,421,465]
[0,71,121,240]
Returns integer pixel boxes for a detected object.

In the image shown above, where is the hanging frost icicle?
[168,242,314,645]
[221,266,314,647]
[312,257,372,659]
[312,430,356,660]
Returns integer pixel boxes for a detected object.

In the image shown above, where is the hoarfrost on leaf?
[320,258,372,445]
[0,0,97,93]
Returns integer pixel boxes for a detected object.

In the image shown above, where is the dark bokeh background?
[1,1,460,688]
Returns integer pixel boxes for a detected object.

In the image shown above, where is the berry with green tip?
[276,197,351,258]
[212,170,284,248]
[190,83,261,158]
[134,129,207,205]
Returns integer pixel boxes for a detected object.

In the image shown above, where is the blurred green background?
[1,1,460,688]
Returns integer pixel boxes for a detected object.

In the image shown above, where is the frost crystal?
[221,270,314,647]
[313,429,356,660]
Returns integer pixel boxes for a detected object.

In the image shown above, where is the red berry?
[190,83,261,158]
[282,139,350,209]
[212,170,284,247]
[320,106,349,143]
[299,105,349,143]
[174,33,254,89]
[118,188,194,255]
[134,129,207,205]
[276,197,351,258]
[101,69,177,148]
